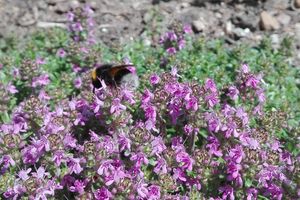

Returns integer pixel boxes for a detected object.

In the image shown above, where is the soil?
[0,0,300,64]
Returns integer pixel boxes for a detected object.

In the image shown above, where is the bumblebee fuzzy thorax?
[120,73,139,90]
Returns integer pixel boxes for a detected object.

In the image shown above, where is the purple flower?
[178,39,186,50]
[167,47,177,55]
[38,89,51,101]
[183,124,193,136]
[72,22,83,32]
[166,31,177,41]
[205,93,219,108]
[0,155,15,168]
[121,89,136,104]
[241,63,250,74]
[263,183,283,200]
[22,145,42,164]
[56,48,66,58]
[253,104,263,116]
[97,159,114,176]
[92,96,104,113]
[36,57,46,65]
[63,134,77,149]
[143,104,157,120]
[32,74,50,88]
[256,89,265,103]
[18,168,31,181]
[280,151,292,165]
[171,136,185,152]
[171,66,178,77]
[176,150,194,171]
[206,136,223,157]
[270,140,282,152]
[150,74,160,85]
[118,134,131,152]
[137,183,149,198]
[74,77,82,89]
[94,187,112,200]
[67,157,83,175]
[227,145,244,164]
[205,78,217,93]
[246,188,258,200]
[123,56,133,65]
[6,82,18,94]
[52,150,65,167]
[226,162,242,182]
[80,47,89,54]
[205,113,221,133]
[69,179,87,194]
[32,166,49,179]
[185,94,198,111]
[168,103,181,124]
[154,157,168,174]
[151,136,167,156]
[142,89,154,104]
[110,98,126,116]
[67,12,75,21]
[3,188,15,199]
[227,86,239,100]
[72,64,81,73]
[87,17,95,28]
[130,152,149,168]
[221,119,238,138]
[219,185,234,200]
[12,67,20,78]
[245,75,259,89]
[173,168,186,182]
[183,24,193,34]
[148,185,161,200]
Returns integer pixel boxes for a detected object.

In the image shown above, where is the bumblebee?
[91,64,139,91]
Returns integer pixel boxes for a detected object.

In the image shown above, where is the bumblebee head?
[91,67,103,89]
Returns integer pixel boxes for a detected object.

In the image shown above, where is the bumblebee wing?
[108,64,134,78]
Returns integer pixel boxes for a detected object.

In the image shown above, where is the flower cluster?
[67,5,96,44]
[1,61,299,199]
[159,24,192,55]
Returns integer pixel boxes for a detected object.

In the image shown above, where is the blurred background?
[0,0,299,64]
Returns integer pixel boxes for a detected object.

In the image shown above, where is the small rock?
[54,2,70,13]
[70,0,80,9]
[270,34,280,49]
[233,27,251,38]
[176,2,190,11]
[143,12,153,24]
[86,0,98,10]
[276,13,291,26]
[192,19,206,32]
[295,23,300,42]
[271,34,280,45]
[295,0,300,8]
[37,1,48,10]
[225,21,233,35]
[54,1,79,13]
[232,12,259,31]
[46,0,68,4]
[18,12,36,27]
[215,12,222,18]
[264,0,289,10]
[260,11,280,31]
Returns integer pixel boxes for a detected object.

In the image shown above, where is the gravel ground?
[0,0,300,64]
